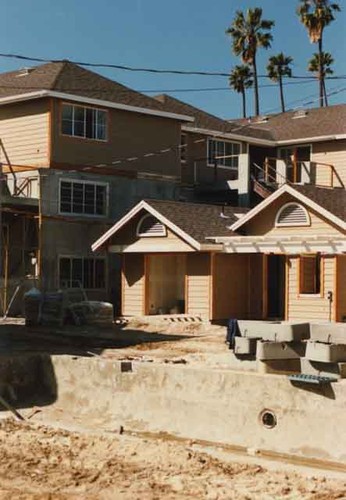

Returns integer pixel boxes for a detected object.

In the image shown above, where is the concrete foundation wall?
[4,354,344,465]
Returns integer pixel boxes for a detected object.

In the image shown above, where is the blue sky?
[1,0,345,118]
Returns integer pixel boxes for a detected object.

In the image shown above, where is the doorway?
[146,254,186,315]
[267,255,286,319]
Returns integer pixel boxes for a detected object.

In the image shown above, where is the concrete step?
[310,323,346,345]
[238,321,310,342]
[301,358,346,379]
[256,341,306,361]
[305,341,346,363]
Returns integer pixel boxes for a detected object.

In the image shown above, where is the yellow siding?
[186,253,210,319]
[245,193,344,236]
[287,255,336,321]
[312,140,346,188]
[0,100,50,167]
[336,255,346,322]
[122,254,145,316]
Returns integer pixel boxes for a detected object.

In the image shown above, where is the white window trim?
[136,214,167,237]
[59,178,109,218]
[275,202,311,227]
[58,255,107,291]
[207,137,241,170]
[61,102,108,142]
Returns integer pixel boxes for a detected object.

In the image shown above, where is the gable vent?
[275,203,310,227]
[137,215,166,237]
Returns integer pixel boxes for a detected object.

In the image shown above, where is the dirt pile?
[0,418,345,499]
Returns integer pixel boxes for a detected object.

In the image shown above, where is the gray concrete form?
[1,354,345,465]
[38,169,181,295]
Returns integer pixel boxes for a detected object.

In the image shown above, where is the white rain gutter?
[0,90,195,123]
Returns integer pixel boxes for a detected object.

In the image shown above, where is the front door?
[267,255,286,319]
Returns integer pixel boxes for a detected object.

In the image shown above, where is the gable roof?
[154,94,273,143]
[230,104,346,143]
[230,184,346,233]
[0,62,193,121]
[92,199,249,252]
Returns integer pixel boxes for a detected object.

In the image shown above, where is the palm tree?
[229,65,253,118]
[297,0,340,107]
[226,8,274,116]
[267,53,293,113]
[308,51,334,105]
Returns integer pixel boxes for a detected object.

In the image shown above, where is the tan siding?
[0,100,50,167]
[213,254,250,320]
[287,255,336,321]
[312,140,346,188]
[186,253,210,319]
[51,100,181,178]
[109,211,195,253]
[336,255,346,322]
[245,193,344,236]
[122,254,144,316]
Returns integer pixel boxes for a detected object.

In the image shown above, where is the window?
[60,180,108,216]
[61,104,107,140]
[299,254,321,295]
[137,215,166,237]
[180,133,187,163]
[59,257,106,289]
[275,203,310,227]
[208,139,240,169]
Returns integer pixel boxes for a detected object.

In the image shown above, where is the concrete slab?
[301,358,346,379]
[238,321,310,342]
[256,341,306,361]
[310,323,346,345]
[305,341,346,363]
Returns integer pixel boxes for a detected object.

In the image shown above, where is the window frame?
[59,178,109,218]
[61,102,108,142]
[58,255,107,291]
[136,214,167,238]
[298,254,323,297]
[275,202,311,228]
[207,138,241,170]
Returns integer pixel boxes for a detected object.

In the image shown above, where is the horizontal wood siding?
[52,100,181,177]
[122,254,144,316]
[213,254,250,320]
[245,193,343,236]
[109,212,195,253]
[336,255,346,322]
[312,140,346,188]
[287,255,336,321]
[0,100,50,167]
[186,253,210,319]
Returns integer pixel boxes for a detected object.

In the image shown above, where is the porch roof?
[208,234,346,254]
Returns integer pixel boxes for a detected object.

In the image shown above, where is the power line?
[0,52,345,80]
[0,79,317,96]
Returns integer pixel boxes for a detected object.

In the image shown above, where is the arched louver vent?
[137,215,166,237]
[275,203,310,227]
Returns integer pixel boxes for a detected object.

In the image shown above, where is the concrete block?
[301,358,346,379]
[256,341,306,361]
[234,337,258,355]
[238,321,310,342]
[310,323,346,345]
[305,341,346,363]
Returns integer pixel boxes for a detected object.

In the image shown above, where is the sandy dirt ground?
[0,418,345,500]
[0,318,346,499]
